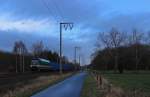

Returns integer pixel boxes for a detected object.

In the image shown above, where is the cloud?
[1,0,150,64]
[0,14,58,36]
[0,13,94,42]
[0,29,92,64]
[0,12,95,64]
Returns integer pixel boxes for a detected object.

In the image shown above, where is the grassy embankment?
[2,72,74,97]
[81,74,103,97]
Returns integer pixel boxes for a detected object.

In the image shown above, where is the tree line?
[0,41,73,73]
[91,28,150,73]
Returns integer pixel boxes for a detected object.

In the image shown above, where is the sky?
[0,0,150,64]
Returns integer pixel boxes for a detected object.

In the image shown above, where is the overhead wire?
[50,0,64,22]
[40,0,58,23]
[40,0,64,22]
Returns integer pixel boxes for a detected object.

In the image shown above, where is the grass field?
[104,73,150,96]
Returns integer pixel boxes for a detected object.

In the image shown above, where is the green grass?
[104,73,150,96]
[81,75,103,97]
[97,70,150,74]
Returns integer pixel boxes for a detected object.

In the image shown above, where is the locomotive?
[30,58,74,71]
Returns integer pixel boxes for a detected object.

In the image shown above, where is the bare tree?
[147,31,150,45]
[13,41,28,73]
[13,42,19,73]
[130,29,143,71]
[32,41,44,57]
[97,28,125,73]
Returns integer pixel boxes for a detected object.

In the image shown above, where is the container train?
[30,58,75,71]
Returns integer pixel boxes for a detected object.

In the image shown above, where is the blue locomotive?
[30,58,74,71]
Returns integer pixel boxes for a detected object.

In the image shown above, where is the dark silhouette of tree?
[97,28,125,73]
[13,41,28,73]
[32,41,44,57]
[92,29,150,73]
[129,29,143,72]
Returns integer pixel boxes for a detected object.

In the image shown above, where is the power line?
[41,0,65,22]
[40,0,60,22]
[40,0,52,16]
[51,0,64,21]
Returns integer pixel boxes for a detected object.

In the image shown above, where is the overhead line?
[51,0,64,21]
[40,0,59,22]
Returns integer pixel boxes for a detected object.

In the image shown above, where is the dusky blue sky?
[0,0,150,64]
